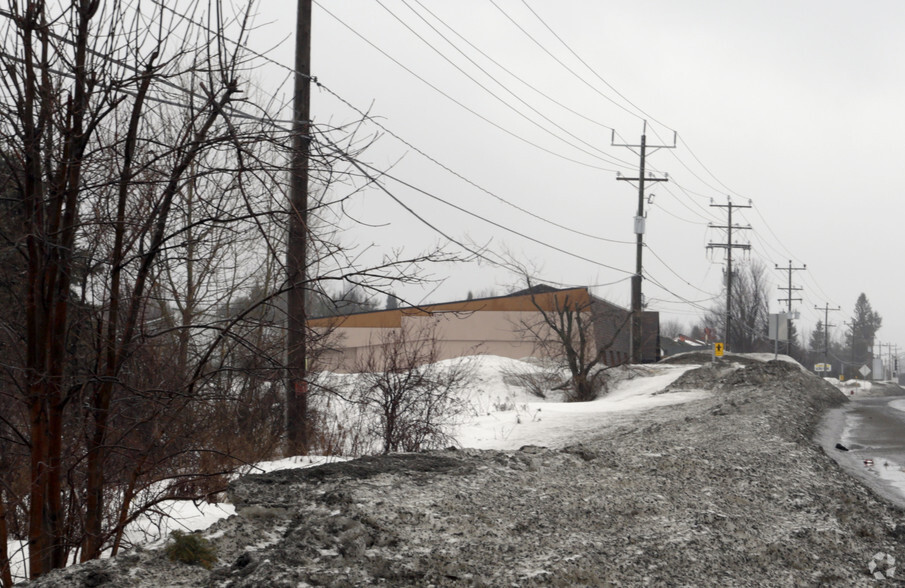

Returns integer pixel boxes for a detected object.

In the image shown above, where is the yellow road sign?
[714,342,724,357]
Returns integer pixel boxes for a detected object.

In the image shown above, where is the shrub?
[165,530,217,569]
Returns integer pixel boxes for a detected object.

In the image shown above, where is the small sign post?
[714,342,724,361]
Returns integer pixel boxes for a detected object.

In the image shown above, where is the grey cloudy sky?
[247,1,905,350]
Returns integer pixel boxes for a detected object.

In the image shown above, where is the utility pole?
[613,121,675,363]
[881,342,893,380]
[886,344,899,380]
[843,319,855,379]
[775,260,805,355]
[287,0,312,454]
[815,303,840,376]
[892,343,899,384]
[706,197,751,352]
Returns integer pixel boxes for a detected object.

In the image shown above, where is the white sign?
[814,363,832,373]
[768,314,788,341]
[859,364,871,377]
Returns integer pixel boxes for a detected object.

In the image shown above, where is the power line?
[355,160,635,276]
[314,0,619,172]
[492,0,643,123]
[643,271,721,314]
[128,2,639,247]
[406,0,618,133]
[32,0,840,334]
[149,0,834,325]
[314,83,634,245]
[645,244,714,296]
[62,0,646,257]
[375,0,634,170]
[658,184,719,225]
[319,134,639,291]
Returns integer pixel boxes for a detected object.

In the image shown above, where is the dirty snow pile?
[24,355,905,587]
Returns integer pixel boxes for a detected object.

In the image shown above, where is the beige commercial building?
[309,286,660,373]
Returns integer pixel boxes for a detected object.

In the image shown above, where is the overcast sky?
[245,1,905,353]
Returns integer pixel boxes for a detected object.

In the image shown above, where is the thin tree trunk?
[27,392,50,577]
[0,485,12,588]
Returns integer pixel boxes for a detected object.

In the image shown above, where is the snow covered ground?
[6,355,708,583]
[455,357,706,449]
[25,355,898,586]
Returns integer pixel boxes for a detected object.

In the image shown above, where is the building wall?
[317,311,548,372]
[310,288,658,372]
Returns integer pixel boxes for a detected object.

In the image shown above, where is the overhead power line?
[153,0,831,324]
[314,0,618,172]
[142,2,642,247]
[491,0,643,123]
[354,159,635,276]
[313,83,634,245]
[375,0,634,170]
[28,0,837,332]
[406,0,618,133]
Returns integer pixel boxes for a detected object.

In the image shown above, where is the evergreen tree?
[808,319,825,350]
[386,293,400,310]
[808,320,827,373]
[850,293,882,366]
[786,319,803,361]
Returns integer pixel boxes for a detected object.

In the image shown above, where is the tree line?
[0,2,449,583]
[664,261,883,377]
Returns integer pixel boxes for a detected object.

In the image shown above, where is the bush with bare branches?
[517,284,631,402]
[351,319,473,454]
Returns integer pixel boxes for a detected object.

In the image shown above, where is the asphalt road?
[820,384,905,509]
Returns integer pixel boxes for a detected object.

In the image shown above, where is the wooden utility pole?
[815,303,840,375]
[775,259,806,354]
[706,198,751,352]
[776,260,806,312]
[287,0,312,454]
[843,319,855,379]
[613,122,674,363]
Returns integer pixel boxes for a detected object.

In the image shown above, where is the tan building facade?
[309,287,659,372]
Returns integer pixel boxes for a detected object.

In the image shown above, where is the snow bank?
[9,355,713,582]
[455,359,706,450]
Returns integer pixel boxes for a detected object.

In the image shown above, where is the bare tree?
[659,319,686,339]
[352,318,472,454]
[0,2,447,581]
[0,2,463,581]
[518,284,631,402]
[0,1,289,576]
[707,261,771,353]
